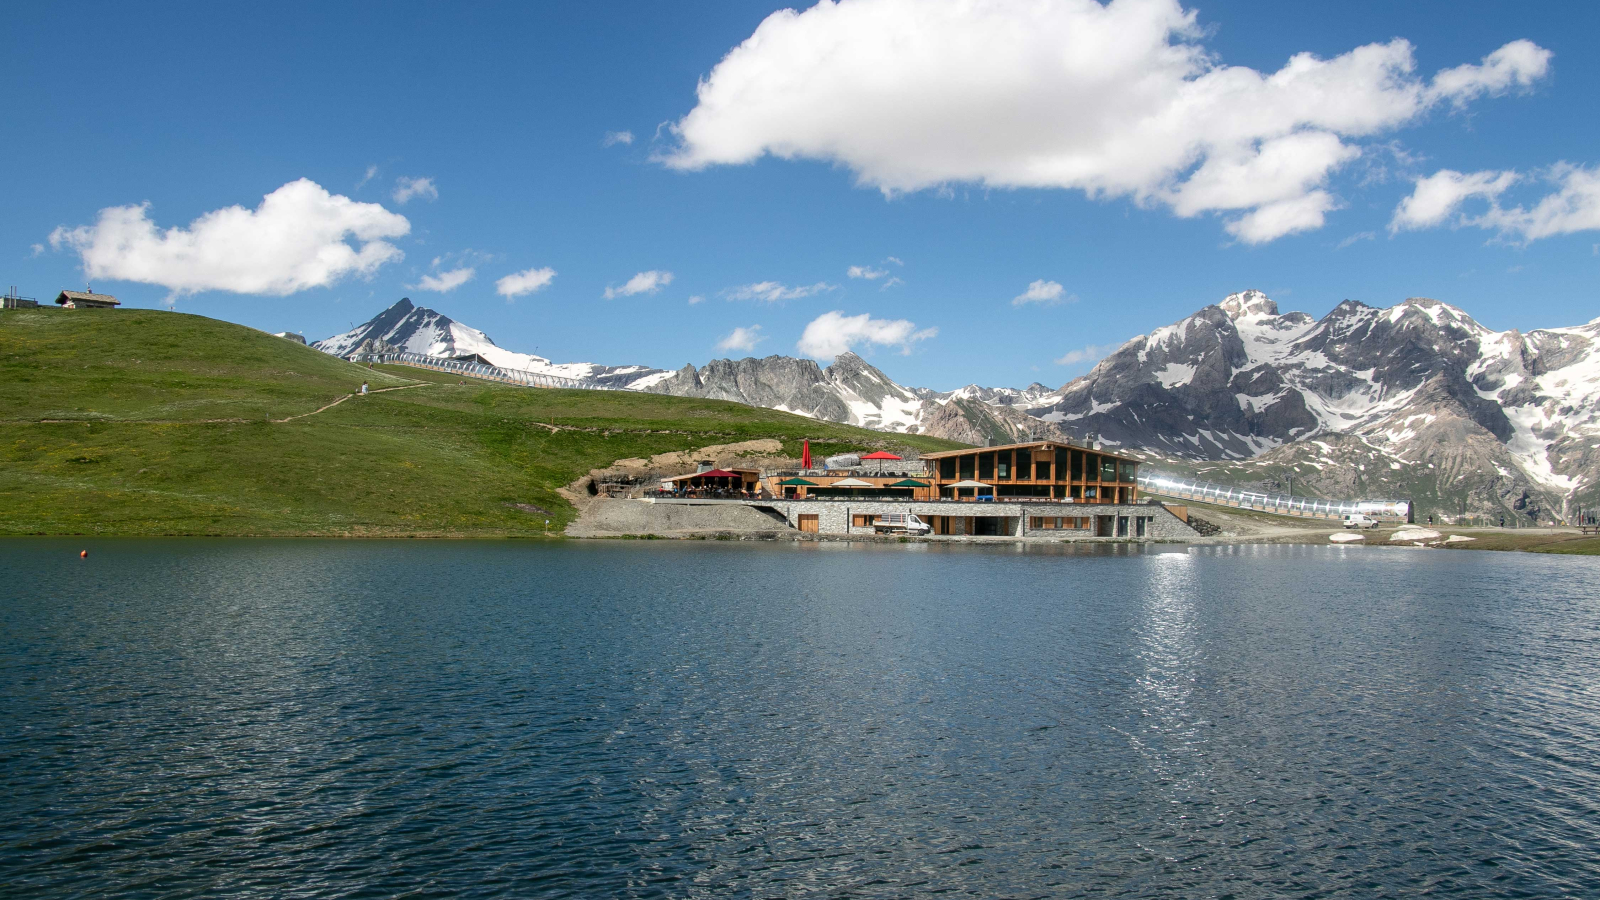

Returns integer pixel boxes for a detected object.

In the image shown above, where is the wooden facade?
[920,440,1140,504]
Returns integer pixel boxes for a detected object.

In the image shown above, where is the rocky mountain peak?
[1218,290,1278,320]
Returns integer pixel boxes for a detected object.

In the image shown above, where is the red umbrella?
[801,439,811,469]
[860,451,902,460]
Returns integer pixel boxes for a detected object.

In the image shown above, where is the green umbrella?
[888,479,928,487]
[778,477,818,486]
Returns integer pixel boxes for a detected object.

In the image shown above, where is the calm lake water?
[3,539,1598,898]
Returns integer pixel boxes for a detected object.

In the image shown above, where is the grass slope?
[0,308,960,536]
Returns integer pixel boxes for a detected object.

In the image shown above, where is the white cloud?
[880,276,903,289]
[47,178,409,296]
[1055,343,1116,367]
[1476,164,1600,241]
[393,176,438,204]
[687,294,706,305]
[726,280,835,302]
[848,265,889,280]
[660,0,1550,242]
[413,266,475,292]
[1390,169,1517,232]
[1336,230,1377,249]
[357,164,378,189]
[1428,39,1551,107]
[603,130,635,147]
[496,266,557,299]
[1012,279,1071,306]
[885,256,904,266]
[717,325,766,352]
[797,310,936,360]
[604,270,674,299]
[30,243,45,257]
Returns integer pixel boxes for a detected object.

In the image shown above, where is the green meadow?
[0,308,958,536]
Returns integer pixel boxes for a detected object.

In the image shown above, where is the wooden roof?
[55,290,120,306]
[919,439,1137,463]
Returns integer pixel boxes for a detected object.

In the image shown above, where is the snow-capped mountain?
[313,298,667,388]
[315,294,1599,522]
[1026,290,1600,521]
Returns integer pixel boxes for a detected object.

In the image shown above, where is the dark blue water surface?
[3,540,1599,898]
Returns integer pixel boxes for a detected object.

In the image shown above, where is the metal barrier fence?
[371,352,612,391]
[1137,471,1409,521]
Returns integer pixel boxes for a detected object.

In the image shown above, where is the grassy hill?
[0,308,960,536]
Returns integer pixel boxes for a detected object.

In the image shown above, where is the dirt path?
[272,382,429,423]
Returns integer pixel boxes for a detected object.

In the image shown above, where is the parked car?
[1342,513,1381,529]
[873,514,931,536]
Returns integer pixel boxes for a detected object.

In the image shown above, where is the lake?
[3,539,1598,898]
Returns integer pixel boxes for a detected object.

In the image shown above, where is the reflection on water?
[2,539,1599,898]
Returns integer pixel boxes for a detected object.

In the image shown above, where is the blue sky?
[6,0,1598,390]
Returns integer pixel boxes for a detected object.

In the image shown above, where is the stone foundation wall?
[763,500,1197,541]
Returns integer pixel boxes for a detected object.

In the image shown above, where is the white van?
[1342,513,1380,529]
[873,514,931,535]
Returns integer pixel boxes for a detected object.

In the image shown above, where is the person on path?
[360,381,369,395]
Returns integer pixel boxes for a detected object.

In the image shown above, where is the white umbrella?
[946,480,992,489]
[830,477,876,487]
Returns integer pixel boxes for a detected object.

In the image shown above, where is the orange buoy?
[80,550,88,558]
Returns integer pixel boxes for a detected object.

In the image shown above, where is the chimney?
[696,460,714,473]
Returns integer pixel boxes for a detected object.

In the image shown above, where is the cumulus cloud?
[848,265,889,280]
[1055,343,1116,367]
[603,130,635,147]
[604,270,674,299]
[1013,279,1072,306]
[414,266,475,292]
[687,294,706,305]
[660,0,1550,242]
[496,266,557,299]
[717,325,766,352]
[1390,169,1517,231]
[726,280,835,303]
[797,310,936,360]
[47,178,410,296]
[393,176,438,204]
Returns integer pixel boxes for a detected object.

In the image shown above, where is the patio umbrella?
[831,478,876,487]
[801,439,811,469]
[947,480,992,489]
[860,451,902,460]
[777,477,818,486]
[888,479,927,487]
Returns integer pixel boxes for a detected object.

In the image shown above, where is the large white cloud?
[1393,164,1600,241]
[661,0,1550,242]
[797,310,936,360]
[49,178,410,296]
[717,325,766,352]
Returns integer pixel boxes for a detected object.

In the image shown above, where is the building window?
[852,514,877,527]
[1057,449,1070,479]
[978,453,995,481]
[1120,460,1137,483]
[1136,516,1147,537]
[997,452,1010,480]
[1101,458,1118,483]
[940,457,957,479]
[1015,449,1031,477]
[1035,459,1051,480]
[959,455,975,480]
[1084,485,1097,500]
